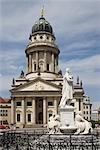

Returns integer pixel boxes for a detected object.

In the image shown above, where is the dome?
[32,17,53,35]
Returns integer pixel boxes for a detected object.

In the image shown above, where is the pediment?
[13,78,61,92]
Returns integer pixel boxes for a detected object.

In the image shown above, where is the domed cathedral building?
[10,11,91,128]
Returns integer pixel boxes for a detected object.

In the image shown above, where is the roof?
[0,97,10,103]
[32,17,54,35]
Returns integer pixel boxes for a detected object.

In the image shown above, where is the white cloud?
[0,0,100,42]
[0,49,25,73]
[0,75,13,91]
[60,54,100,86]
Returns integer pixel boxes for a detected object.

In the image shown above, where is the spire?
[41,5,44,18]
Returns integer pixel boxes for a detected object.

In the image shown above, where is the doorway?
[36,97,43,124]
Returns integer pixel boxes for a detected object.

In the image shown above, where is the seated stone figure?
[47,114,60,134]
[75,111,93,134]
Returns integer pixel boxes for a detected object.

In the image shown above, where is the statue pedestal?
[59,105,77,133]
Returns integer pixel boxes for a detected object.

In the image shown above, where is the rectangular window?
[16,101,21,106]
[86,106,88,109]
[87,111,88,114]
[27,101,32,106]
[47,64,49,71]
[17,114,20,122]
[71,103,74,107]
[48,101,53,106]
[28,114,31,122]
[79,99,81,111]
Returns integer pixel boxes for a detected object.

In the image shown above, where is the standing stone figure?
[59,68,73,107]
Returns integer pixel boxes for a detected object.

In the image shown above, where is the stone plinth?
[59,105,77,133]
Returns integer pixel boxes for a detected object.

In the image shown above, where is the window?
[17,114,20,122]
[48,101,53,106]
[34,36,36,40]
[0,110,8,116]
[71,103,74,107]
[47,64,49,71]
[34,63,36,71]
[16,101,21,106]
[86,106,88,109]
[49,113,52,118]
[47,36,49,40]
[28,114,31,122]
[3,120,8,125]
[84,111,85,114]
[27,101,32,106]
[79,99,81,111]
[39,62,44,71]
[87,111,88,114]
[40,36,43,39]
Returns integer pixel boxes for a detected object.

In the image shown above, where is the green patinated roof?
[32,17,53,34]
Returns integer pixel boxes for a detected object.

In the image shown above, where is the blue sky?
[0,0,100,109]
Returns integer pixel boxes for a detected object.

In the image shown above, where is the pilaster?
[52,53,54,72]
[54,98,58,114]
[29,54,32,72]
[44,51,47,71]
[36,51,39,71]
[11,98,15,124]
[22,99,25,125]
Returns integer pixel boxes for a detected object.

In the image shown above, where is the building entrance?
[36,97,43,124]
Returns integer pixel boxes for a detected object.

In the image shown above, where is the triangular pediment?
[12,77,61,92]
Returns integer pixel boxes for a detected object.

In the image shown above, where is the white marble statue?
[59,68,73,107]
[47,114,61,134]
[75,111,93,134]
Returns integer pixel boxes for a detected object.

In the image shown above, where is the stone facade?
[83,96,92,121]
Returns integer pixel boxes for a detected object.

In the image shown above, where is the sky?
[0,0,100,109]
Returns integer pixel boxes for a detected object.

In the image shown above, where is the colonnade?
[27,51,58,73]
[11,97,58,126]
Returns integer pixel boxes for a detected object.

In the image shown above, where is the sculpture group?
[48,68,92,134]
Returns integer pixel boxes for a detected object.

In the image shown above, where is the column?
[52,53,54,72]
[54,99,58,115]
[32,98,36,124]
[81,98,84,116]
[55,55,57,73]
[26,55,28,73]
[44,51,47,71]
[11,98,15,124]
[43,98,47,124]
[22,99,25,125]
[29,54,32,72]
[36,51,39,71]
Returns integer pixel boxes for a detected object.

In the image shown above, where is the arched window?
[34,63,36,71]
[33,62,36,71]
[39,60,44,71]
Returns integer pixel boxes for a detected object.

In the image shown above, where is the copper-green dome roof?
[32,17,53,34]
